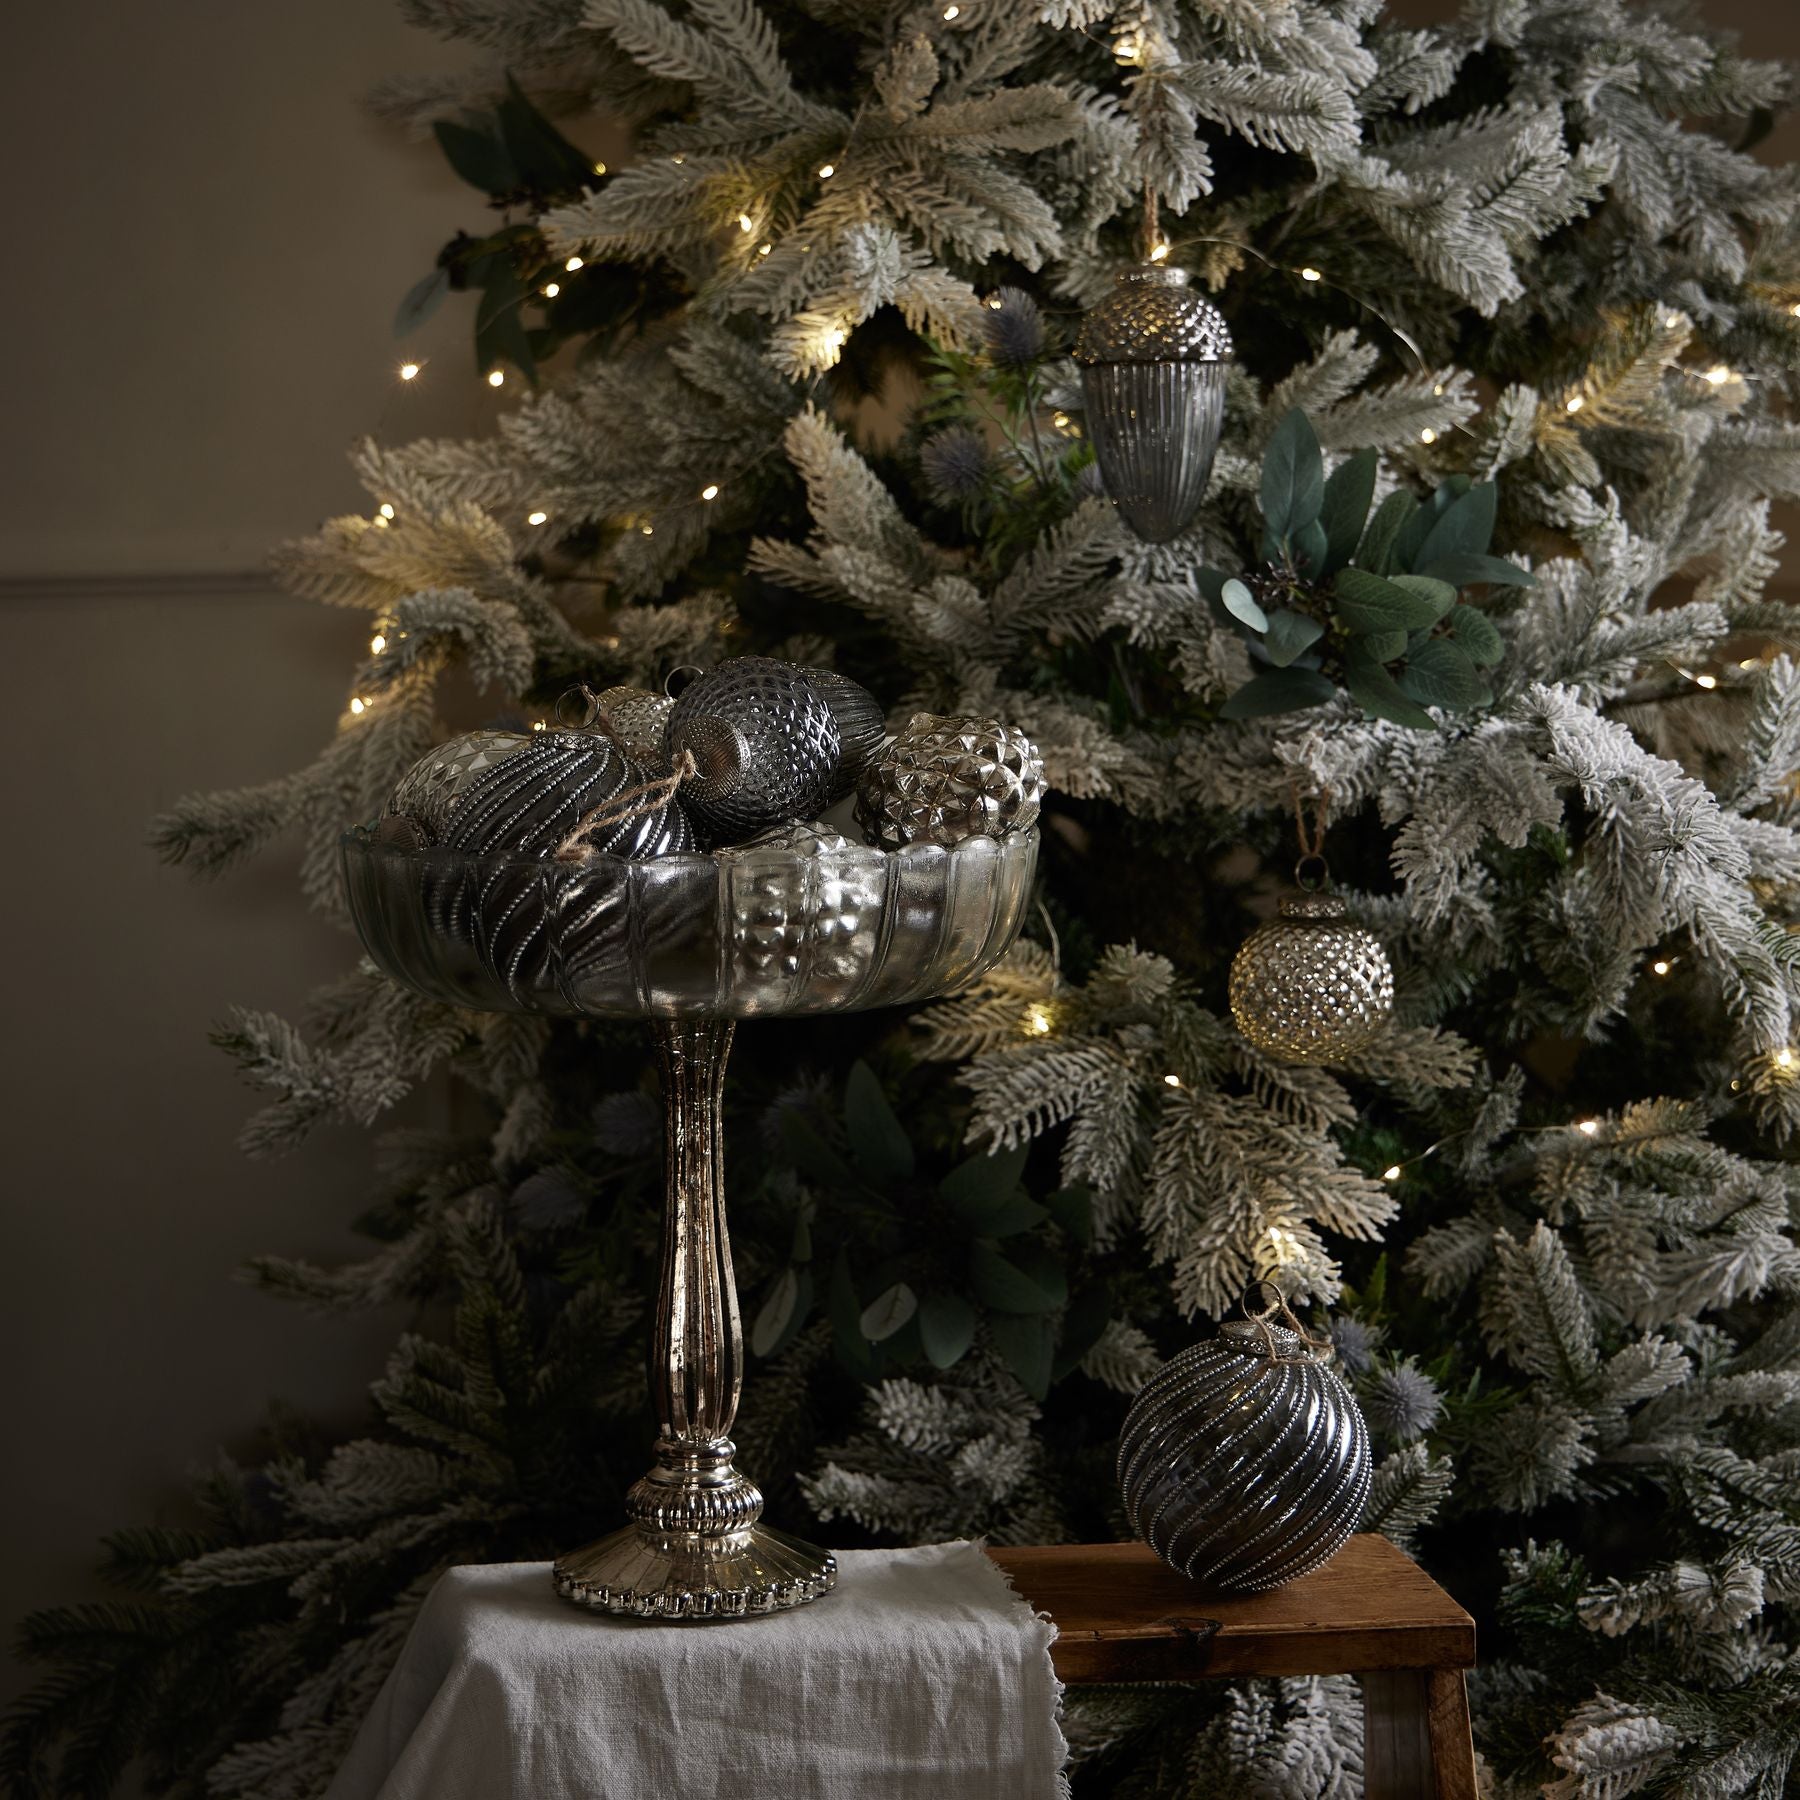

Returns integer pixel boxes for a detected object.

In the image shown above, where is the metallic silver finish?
[593,686,676,765]
[856,713,1045,851]
[387,729,532,840]
[341,826,1038,1620]
[1074,266,1232,546]
[1118,1320,1371,1593]
[795,667,887,798]
[1228,893,1395,1064]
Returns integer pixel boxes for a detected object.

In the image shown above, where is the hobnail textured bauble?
[855,713,1044,851]
[1073,266,1232,545]
[720,820,884,988]
[1228,894,1395,1064]
[793,667,887,799]
[387,730,532,839]
[1118,1321,1371,1593]
[593,686,675,765]
[664,657,841,845]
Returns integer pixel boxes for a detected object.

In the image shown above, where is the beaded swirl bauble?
[664,657,842,845]
[1228,894,1394,1064]
[855,713,1044,851]
[794,667,887,799]
[387,729,532,840]
[1118,1320,1371,1593]
[593,685,675,766]
[1073,266,1232,545]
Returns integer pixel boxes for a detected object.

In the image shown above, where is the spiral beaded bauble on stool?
[1229,892,1395,1064]
[1118,1301,1371,1593]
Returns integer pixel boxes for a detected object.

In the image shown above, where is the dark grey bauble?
[1117,1319,1371,1593]
[793,666,886,799]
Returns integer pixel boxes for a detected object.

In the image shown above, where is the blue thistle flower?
[1363,1359,1444,1442]
[1328,1315,1381,1375]
[921,426,993,504]
[983,287,1046,367]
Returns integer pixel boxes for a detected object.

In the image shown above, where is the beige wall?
[1,0,1795,1736]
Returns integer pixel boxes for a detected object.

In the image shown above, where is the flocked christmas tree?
[8,0,1800,1792]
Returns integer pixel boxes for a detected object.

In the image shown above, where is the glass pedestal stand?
[552,1019,837,1617]
[341,824,1037,1621]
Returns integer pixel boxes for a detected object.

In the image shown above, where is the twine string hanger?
[1143,176,1160,263]
[1289,781,1333,890]
[1240,1277,1334,1365]
[549,683,698,860]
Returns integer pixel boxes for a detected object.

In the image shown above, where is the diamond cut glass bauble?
[1228,893,1395,1064]
[855,712,1044,850]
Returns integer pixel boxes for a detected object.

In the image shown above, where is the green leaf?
[1344,643,1437,729]
[1262,609,1325,667]
[1221,578,1269,631]
[473,259,537,382]
[1260,408,1325,542]
[1413,481,1497,572]
[859,1281,918,1343]
[1357,490,1418,576]
[433,119,517,195]
[918,1293,977,1369]
[845,1062,914,1183]
[1398,638,1488,711]
[1422,550,1534,589]
[779,1110,853,1189]
[1218,667,1337,719]
[1362,628,1408,663]
[1008,1241,1068,1308]
[1447,604,1505,667]
[751,1268,800,1358]
[990,1314,1054,1400]
[1044,1186,1093,1246]
[496,76,598,193]
[1335,566,1450,634]
[1291,518,1330,578]
[394,268,450,338]
[1320,448,1378,573]
[828,1251,874,1377]
[940,1143,1028,1220]
[969,1241,1061,1314]
[1052,1284,1113,1382]
[1388,574,1458,621]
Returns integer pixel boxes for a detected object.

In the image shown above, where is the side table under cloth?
[323,1542,1066,1800]
[991,1535,1477,1800]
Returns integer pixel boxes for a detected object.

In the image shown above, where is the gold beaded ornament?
[1228,791,1394,1064]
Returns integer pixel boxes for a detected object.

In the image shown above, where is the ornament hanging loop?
[1290,782,1332,890]
[1142,177,1161,262]
[556,684,603,729]
[1240,1278,1334,1365]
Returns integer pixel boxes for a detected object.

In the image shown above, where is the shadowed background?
[0,0,1793,1734]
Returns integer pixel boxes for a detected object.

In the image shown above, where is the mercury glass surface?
[1118,1321,1372,1593]
[341,824,1037,1620]
[1228,892,1395,1063]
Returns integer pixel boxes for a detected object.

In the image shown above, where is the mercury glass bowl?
[340,825,1038,1621]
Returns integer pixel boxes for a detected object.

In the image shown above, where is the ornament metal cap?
[1072,265,1234,366]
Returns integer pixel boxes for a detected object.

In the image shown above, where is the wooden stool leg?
[1363,1670,1477,1800]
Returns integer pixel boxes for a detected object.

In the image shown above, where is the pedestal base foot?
[552,1524,837,1620]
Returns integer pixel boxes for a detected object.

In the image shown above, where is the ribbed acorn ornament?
[855,712,1044,850]
[1073,264,1232,544]
[1229,892,1395,1064]
[1118,1284,1371,1593]
[591,685,675,766]
[663,657,842,844]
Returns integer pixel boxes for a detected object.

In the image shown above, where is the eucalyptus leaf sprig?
[1209,409,1530,729]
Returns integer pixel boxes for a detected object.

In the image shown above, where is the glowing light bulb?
[1419,428,1437,444]
[565,255,584,272]
[1566,394,1585,413]
[701,483,720,501]
[738,213,754,233]
[823,326,846,350]
[349,697,367,715]
[1741,657,1760,670]
[1779,1048,1795,1070]
[1576,1119,1600,1135]
[1163,1073,1182,1088]
[1652,959,1671,975]
[370,634,387,655]
[527,509,548,526]
[487,369,505,387]
[1299,266,1322,282]
[1148,241,1170,263]
[1705,364,1732,386]
[543,282,560,297]
[641,522,653,536]
[818,163,835,179]
[1792,302,1800,317]
[398,361,420,381]
[1027,1006,1052,1035]
[1695,673,1718,689]
[378,502,395,520]
[943,3,959,14]
[1052,411,1069,428]
[1383,1165,1402,1181]
[758,242,772,256]
[593,160,607,175]
[532,719,548,731]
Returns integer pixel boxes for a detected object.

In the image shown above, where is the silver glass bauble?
[1228,893,1395,1064]
[1118,1319,1371,1593]
[1073,265,1232,545]
[664,657,842,845]
[794,666,887,799]
[855,713,1044,851]
[387,729,533,841]
[593,685,675,765]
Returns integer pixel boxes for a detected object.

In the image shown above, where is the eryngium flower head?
[1363,1359,1444,1442]
[1328,1315,1381,1376]
[921,426,993,504]
[983,287,1046,367]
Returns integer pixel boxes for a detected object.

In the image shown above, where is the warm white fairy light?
[1565,395,1585,413]
[1791,302,1800,317]
[640,521,654,536]
[378,502,395,520]
[758,242,773,256]
[1114,34,1140,63]
[1779,1048,1796,1070]
[1419,428,1437,444]
[370,633,387,655]
[1163,1073,1182,1088]
[1652,959,1671,975]
[818,163,836,179]
[738,213,754,233]
[349,697,369,716]
[543,281,560,297]
[566,255,585,272]
[593,160,607,176]
[532,720,548,732]
[527,509,548,526]
[1383,1165,1402,1181]
[1695,673,1718,689]
[1576,1118,1600,1135]
[1299,267,1322,282]
[1705,364,1732,386]
[1148,241,1170,263]
[943,3,959,15]
[487,369,505,388]
[398,361,420,381]
[701,483,720,501]
[1026,1005,1052,1035]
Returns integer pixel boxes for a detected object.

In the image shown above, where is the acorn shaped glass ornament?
[856,712,1044,850]
[1073,264,1232,544]
[1118,1284,1372,1593]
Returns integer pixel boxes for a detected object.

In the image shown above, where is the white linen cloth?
[325,1542,1067,1800]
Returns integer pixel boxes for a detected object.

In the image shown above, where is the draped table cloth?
[326,1541,1067,1800]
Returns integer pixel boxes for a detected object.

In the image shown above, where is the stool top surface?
[987,1535,1474,1684]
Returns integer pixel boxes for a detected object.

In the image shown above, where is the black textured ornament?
[793,666,886,799]
[664,656,841,844]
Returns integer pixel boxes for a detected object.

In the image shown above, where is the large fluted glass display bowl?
[340,825,1038,1621]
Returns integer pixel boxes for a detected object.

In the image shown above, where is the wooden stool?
[988,1536,1476,1800]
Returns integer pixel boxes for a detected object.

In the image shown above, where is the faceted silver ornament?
[1073,265,1233,545]
[665,657,842,845]
[387,729,532,840]
[1228,893,1395,1064]
[593,685,675,765]
[855,712,1045,850]
[1118,1318,1371,1593]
